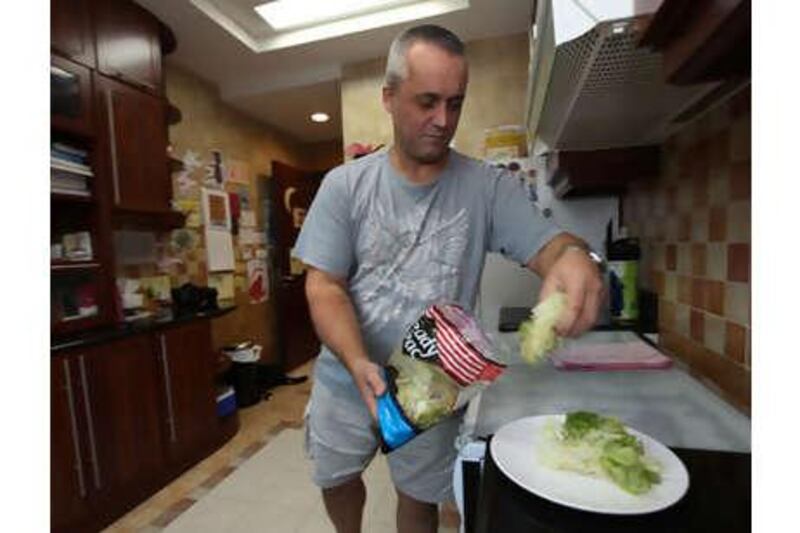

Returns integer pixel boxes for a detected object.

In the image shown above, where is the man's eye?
[419,99,436,109]
[448,100,464,111]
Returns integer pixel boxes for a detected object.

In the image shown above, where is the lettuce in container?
[377,303,506,452]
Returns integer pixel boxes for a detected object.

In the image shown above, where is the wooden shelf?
[112,208,186,230]
[52,260,102,271]
[51,191,94,203]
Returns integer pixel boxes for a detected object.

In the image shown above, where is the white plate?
[491,415,690,515]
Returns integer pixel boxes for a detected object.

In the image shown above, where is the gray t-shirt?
[293,149,561,389]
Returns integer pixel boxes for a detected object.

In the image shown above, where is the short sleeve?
[292,168,354,278]
[488,169,563,266]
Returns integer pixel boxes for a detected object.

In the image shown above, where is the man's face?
[383,42,468,164]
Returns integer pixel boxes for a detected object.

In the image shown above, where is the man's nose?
[431,102,448,128]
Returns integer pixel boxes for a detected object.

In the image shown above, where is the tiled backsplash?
[623,85,751,412]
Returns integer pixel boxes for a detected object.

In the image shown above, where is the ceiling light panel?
[255,0,419,31]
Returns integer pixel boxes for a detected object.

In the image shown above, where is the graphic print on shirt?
[351,194,469,333]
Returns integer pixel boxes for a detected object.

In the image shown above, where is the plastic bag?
[377,303,506,452]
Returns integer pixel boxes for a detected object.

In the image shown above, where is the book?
[51,157,93,176]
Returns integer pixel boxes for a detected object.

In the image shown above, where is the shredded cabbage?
[390,350,458,429]
[538,411,662,495]
[519,292,567,363]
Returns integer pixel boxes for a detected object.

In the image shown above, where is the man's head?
[382,25,468,165]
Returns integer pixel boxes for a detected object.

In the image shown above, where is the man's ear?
[381,85,393,114]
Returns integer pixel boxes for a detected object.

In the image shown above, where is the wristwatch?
[562,244,607,274]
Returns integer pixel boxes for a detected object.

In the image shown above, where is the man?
[293,25,604,533]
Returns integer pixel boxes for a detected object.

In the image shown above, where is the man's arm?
[526,232,605,337]
[304,266,385,418]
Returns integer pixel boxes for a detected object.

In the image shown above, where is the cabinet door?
[156,321,218,465]
[51,357,90,531]
[51,0,96,68]
[98,75,171,212]
[94,0,162,93]
[75,335,166,504]
[51,54,94,137]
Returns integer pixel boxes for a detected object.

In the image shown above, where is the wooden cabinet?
[51,320,229,531]
[94,0,163,94]
[638,0,751,85]
[97,75,172,213]
[545,146,661,199]
[77,336,167,508]
[51,357,90,531]
[155,322,218,466]
[51,0,96,68]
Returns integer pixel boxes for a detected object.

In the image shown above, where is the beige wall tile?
[704,312,726,354]
[664,272,678,301]
[675,303,690,337]
[725,282,750,326]
[727,201,751,243]
[708,166,730,206]
[676,243,692,275]
[691,211,708,242]
[706,243,728,281]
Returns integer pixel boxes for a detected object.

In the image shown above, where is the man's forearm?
[305,270,370,373]
[527,232,588,277]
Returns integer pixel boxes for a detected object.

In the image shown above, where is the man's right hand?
[348,358,386,420]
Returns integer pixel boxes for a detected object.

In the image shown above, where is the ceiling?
[135,0,534,143]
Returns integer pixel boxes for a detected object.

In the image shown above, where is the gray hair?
[384,25,465,90]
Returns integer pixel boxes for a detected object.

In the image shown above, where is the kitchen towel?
[549,341,672,371]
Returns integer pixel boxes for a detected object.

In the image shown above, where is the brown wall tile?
[691,278,705,308]
[678,275,691,304]
[690,310,705,342]
[666,244,677,271]
[709,129,730,169]
[692,174,709,208]
[691,244,707,276]
[708,206,727,242]
[678,214,692,241]
[694,347,751,411]
[729,161,751,200]
[705,280,726,315]
[728,243,750,282]
[665,186,677,211]
[727,201,750,243]
[653,270,666,295]
[725,322,747,364]
[691,211,708,242]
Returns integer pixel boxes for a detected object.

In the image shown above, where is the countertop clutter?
[51,305,236,353]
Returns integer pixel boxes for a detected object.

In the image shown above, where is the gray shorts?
[303,375,462,504]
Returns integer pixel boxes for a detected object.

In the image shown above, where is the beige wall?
[341,32,530,159]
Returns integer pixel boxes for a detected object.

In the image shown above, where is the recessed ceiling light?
[255,0,415,31]
[310,112,330,123]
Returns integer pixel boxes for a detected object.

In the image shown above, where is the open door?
[269,161,324,371]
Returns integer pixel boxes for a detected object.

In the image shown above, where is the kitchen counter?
[51,305,237,353]
[464,330,750,452]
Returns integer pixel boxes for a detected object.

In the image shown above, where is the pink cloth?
[549,341,672,371]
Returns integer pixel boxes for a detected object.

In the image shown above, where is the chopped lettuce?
[539,411,661,495]
[390,351,458,429]
[519,292,567,363]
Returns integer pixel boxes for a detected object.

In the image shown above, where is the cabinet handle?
[78,356,102,490]
[159,334,178,443]
[105,90,121,205]
[62,360,87,499]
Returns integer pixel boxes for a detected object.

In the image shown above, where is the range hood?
[526,0,719,154]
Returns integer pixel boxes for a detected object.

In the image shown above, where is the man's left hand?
[538,246,605,337]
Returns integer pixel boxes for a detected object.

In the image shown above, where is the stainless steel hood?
[525,0,719,154]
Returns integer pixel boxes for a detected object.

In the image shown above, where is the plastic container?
[223,343,263,408]
[607,234,641,325]
[216,386,237,417]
